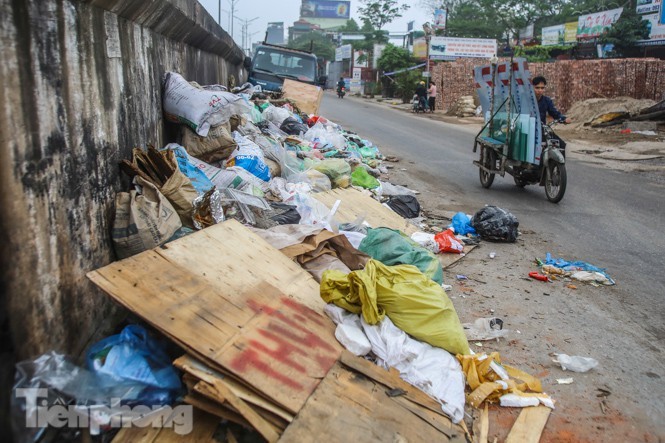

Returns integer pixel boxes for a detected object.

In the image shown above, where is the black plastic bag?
[270,203,301,224]
[387,195,421,218]
[280,117,308,135]
[470,205,519,242]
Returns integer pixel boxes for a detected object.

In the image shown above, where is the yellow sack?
[321,259,470,355]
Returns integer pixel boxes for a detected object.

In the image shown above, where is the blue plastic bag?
[544,252,615,284]
[86,325,181,405]
[450,212,476,235]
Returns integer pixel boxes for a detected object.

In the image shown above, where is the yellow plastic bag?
[321,259,470,355]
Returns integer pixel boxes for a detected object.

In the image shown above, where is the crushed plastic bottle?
[554,354,599,372]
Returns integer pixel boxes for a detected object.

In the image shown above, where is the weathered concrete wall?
[0,0,245,366]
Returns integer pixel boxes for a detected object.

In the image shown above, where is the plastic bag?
[262,105,291,127]
[359,228,443,285]
[410,231,439,253]
[379,181,417,196]
[434,228,464,254]
[450,212,476,235]
[471,205,519,242]
[320,259,469,356]
[351,167,380,189]
[335,324,372,356]
[387,195,421,218]
[225,132,271,182]
[314,159,351,188]
[86,325,181,394]
[280,117,309,135]
[554,354,599,372]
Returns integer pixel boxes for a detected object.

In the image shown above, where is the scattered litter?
[463,317,510,341]
[489,252,496,259]
[456,274,468,280]
[554,354,599,372]
[543,253,615,285]
[557,378,574,384]
[442,284,453,291]
[529,272,550,282]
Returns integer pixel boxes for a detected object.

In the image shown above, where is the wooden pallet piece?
[505,406,551,443]
[278,362,466,443]
[184,394,250,428]
[312,188,418,235]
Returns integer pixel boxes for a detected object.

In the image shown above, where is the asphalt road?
[320,93,665,344]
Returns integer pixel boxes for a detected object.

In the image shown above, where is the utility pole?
[228,0,240,40]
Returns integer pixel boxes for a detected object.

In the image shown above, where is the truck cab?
[247,43,319,92]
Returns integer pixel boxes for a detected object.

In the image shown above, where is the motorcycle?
[412,94,428,113]
[473,119,567,203]
[337,86,345,98]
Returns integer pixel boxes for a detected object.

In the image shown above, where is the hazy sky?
[198,0,433,50]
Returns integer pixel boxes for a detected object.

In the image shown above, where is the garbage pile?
[446,95,480,118]
[11,73,558,442]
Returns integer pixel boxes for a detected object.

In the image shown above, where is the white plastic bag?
[335,324,372,356]
[262,105,291,127]
[554,354,599,372]
[410,231,439,253]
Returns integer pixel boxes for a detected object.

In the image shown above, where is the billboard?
[564,22,578,43]
[577,8,623,38]
[429,37,497,59]
[300,1,351,19]
[637,0,661,15]
[642,12,665,39]
[413,37,428,59]
[542,25,565,46]
[433,9,447,30]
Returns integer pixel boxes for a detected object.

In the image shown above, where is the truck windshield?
[252,47,316,82]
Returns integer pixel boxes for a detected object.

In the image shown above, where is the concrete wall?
[0,0,245,369]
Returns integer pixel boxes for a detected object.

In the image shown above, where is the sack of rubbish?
[434,228,464,254]
[162,72,250,136]
[387,195,421,218]
[112,176,182,259]
[179,121,237,163]
[162,143,214,195]
[225,132,271,182]
[554,354,599,372]
[471,205,519,242]
[462,317,510,341]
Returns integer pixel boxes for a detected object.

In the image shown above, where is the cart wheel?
[479,148,496,188]
[514,176,527,188]
[545,161,567,203]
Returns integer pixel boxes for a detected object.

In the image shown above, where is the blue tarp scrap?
[544,252,615,285]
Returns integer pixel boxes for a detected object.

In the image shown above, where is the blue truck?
[247,43,323,92]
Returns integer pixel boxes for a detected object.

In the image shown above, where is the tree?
[288,32,335,62]
[599,3,649,56]
[358,0,410,30]
[377,43,414,72]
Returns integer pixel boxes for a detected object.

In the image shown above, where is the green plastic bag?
[314,159,351,188]
[351,167,379,189]
[359,227,443,284]
[321,259,470,355]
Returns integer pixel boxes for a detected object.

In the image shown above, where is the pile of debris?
[11,73,572,443]
[565,97,663,132]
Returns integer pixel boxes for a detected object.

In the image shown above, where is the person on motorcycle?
[533,76,571,151]
[336,77,345,95]
[415,81,428,111]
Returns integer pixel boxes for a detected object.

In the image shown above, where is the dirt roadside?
[350,95,665,441]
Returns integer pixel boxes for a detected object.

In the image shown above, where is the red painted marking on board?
[229,297,338,388]
[229,348,303,390]
[481,67,491,76]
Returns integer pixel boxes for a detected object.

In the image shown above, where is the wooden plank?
[278,363,466,443]
[338,350,446,416]
[111,407,219,443]
[184,394,250,428]
[196,379,281,443]
[281,78,323,115]
[479,404,489,443]
[174,354,294,423]
[505,406,551,443]
[439,244,477,269]
[312,188,418,235]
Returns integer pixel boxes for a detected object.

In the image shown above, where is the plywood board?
[505,406,551,443]
[111,407,219,443]
[278,363,466,443]
[88,224,342,416]
[312,188,418,235]
[281,79,323,115]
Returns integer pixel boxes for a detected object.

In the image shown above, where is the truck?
[246,43,323,92]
